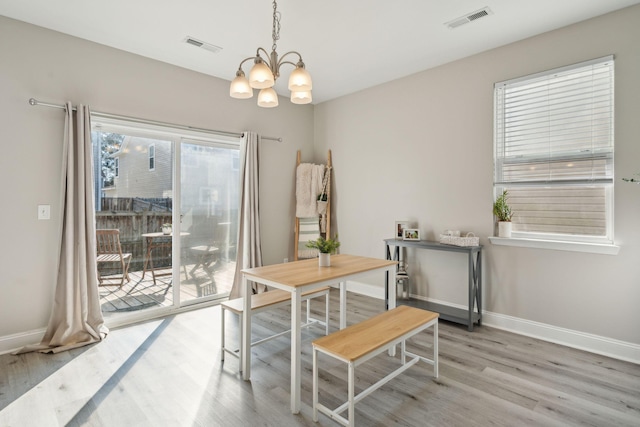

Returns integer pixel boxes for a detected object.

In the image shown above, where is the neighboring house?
[102,136,239,221]
[106,135,173,199]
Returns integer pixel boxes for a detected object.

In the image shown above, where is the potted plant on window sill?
[162,223,172,235]
[306,235,340,267]
[493,190,513,238]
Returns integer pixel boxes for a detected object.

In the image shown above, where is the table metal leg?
[388,267,396,311]
[291,288,302,414]
[340,281,347,329]
[241,275,251,380]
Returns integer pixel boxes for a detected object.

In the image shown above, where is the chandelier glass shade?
[258,88,279,108]
[229,0,312,107]
[290,90,312,105]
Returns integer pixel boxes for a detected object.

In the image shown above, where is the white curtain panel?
[230,132,264,298]
[17,103,108,354]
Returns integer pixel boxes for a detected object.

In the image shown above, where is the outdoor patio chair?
[189,245,219,279]
[96,229,132,287]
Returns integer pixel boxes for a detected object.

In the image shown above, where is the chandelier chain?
[271,0,281,52]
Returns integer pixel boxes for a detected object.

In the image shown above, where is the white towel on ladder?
[296,163,325,218]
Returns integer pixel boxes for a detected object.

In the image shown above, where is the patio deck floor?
[98,259,236,316]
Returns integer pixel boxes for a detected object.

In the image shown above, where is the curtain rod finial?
[29,98,37,106]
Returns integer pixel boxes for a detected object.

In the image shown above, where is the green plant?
[493,190,513,222]
[163,223,172,228]
[306,235,340,254]
[317,192,328,202]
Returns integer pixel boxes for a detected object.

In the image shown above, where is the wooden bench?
[221,287,330,372]
[312,305,438,426]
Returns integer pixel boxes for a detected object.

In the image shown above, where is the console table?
[384,238,482,331]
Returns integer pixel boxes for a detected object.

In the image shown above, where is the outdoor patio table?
[240,254,397,414]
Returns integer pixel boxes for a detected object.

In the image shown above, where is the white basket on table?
[439,232,480,247]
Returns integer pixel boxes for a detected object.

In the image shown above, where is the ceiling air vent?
[184,36,222,53]
[445,7,493,29]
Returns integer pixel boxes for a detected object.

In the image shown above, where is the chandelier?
[229,0,312,107]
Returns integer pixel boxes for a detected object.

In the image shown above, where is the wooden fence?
[100,197,173,212]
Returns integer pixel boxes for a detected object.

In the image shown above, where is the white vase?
[318,253,331,267]
[498,221,512,238]
[162,226,172,235]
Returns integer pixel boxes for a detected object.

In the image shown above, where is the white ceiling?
[2,0,639,104]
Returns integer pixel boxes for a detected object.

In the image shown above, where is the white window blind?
[494,56,614,242]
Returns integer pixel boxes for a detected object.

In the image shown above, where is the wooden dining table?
[240,254,397,414]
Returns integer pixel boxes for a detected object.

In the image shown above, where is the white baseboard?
[4,284,638,364]
[0,328,46,355]
[482,311,640,364]
[340,281,640,364]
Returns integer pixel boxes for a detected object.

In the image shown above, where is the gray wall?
[314,5,640,348]
[0,15,313,345]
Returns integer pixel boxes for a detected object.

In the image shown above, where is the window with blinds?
[494,56,614,243]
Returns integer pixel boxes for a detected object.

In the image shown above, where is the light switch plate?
[38,204,50,220]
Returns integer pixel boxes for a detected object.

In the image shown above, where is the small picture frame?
[403,228,420,241]
[395,221,409,239]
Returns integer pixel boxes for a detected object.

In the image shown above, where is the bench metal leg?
[241,276,251,380]
[305,290,331,336]
[221,306,225,362]
[325,292,330,335]
[434,321,439,378]
[291,289,302,414]
[313,347,319,422]
[348,362,355,427]
[238,314,243,372]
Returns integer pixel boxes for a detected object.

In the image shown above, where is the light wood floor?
[1,290,638,426]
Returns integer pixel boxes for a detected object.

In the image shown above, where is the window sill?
[488,237,620,255]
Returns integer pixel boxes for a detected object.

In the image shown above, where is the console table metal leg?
[476,251,482,326]
[384,244,390,310]
[468,252,474,331]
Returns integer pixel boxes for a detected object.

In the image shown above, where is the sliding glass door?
[91,118,240,324]
[179,140,239,306]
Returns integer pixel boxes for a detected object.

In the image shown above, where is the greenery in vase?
[493,190,513,222]
[306,235,340,254]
